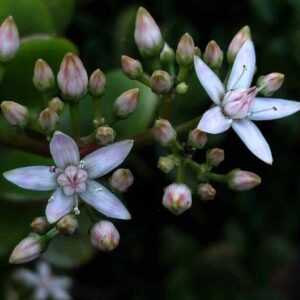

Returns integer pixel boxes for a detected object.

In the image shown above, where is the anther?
[79,160,85,169]
[248,106,277,116]
[95,187,103,192]
[74,207,80,215]
[48,196,54,202]
[49,166,57,173]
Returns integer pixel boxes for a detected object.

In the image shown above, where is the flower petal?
[198,106,231,134]
[50,131,80,168]
[79,180,131,220]
[227,39,256,90]
[249,97,300,121]
[83,140,133,179]
[232,119,273,164]
[194,56,224,105]
[46,188,74,223]
[3,166,57,191]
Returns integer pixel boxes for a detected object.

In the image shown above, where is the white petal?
[249,97,300,121]
[51,288,72,300]
[232,119,273,164]
[46,189,74,223]
[3,166,57,191]
[194,56,224,105]
[50,131,80,168]
[227,40,256,90]
[83,140,133,179]
[34,287,49,300]
[36,262,51,281]
[79,180,131,220]
[13,269,40,286]
[198,106,231,134]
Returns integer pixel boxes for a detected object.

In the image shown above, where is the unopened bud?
[57,215,78,236]
[0,16,19,62]
[110,168,134,193]
[9,235,43,264]
[160,43,175,64]
[57,53,88,101]
[150,70,172,94]
[89,69,106,97]
[227,169,261,191]
[30,217,50,234]
[194,47,201,58]
[95,126,115,145]
[134,7,164,58]
[153,119,176,146]
[38,108,58,131]
[203,40,223,68]
[176,82,188,94]
[197,183,216,201]
[114,88,139,118]
[90,221,120,252]
[121,55,143,80]
[33,59,55,92]
[163,183,192,215]
[176,33,195,67]
[227,26,251,64]
[48,97,64,114]
[1,101,28,125]
[188,129,207,149]
[257,73,284,96]
[157,156,174,173]
[206,148,224,167]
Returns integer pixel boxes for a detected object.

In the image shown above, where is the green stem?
[138,73,151,87]
[69,102,80,142]
[159,92,174,120]
[206,172,227,183]
[84,203,99,223]
[176,159,186,183]
[92,97,102,127]
[177,66,189,82]
[44,227,59,240]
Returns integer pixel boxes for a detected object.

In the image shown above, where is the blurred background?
[1,0,300,299]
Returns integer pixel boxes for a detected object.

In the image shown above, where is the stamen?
[49,166,57,173]
[95,187,103,192]
[231,65,247,90]
[248,106,277,116]
[48,195,54,202]
[79,160,85,169]
[74,195,80,215]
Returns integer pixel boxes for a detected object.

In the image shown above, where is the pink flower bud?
[114,88,139,118]
[110,168,134,193]
[38,108,59,131]
[48,97,64,114]
[90,221,120,252]
[89,69,106,98]
[33,59,55,92]
[95,125,116,145]
[157,156,175,173]
[188,129,207,149]
[194,46,201,58]
[227,170,261,191]
[134,7,164,58]
[57,215,78,236]
[0,16,19,62]
[150,70,172,94]
[1,101,28,125]
[197,183,216,201]
[57,53,88,101]
[121,55,143,79]
[160,43,175,64]
[153,119,176,146]
[257,73,284,96]
[176,33,195,67]
[163,183,192,215]
[227,26,251,64]
[9,235,42,264]
[206,148,224,167]
[203,40,223,68]
[30,217,50,234]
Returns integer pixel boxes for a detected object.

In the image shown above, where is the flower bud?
[160,43,175,64]
[162,183,192,215]
[9,235,43,264]
[33,59,55,92]
[90,221,120,252]
[153,119,176,146]
[38,108,59,131]
[95,125,115,145]
[30,217,50,234]
[197,183,216,201]
[121,55,143,80]
[89,69,106,98]
[134,7,164,58]
[227,169,261,191]
[110,168,134,193]
[206,148,224,167]
[48,97,64,114]
[0,16,19,62]
[188,129,207,149]
[1,101,28,125]
[176,33,195,67]
[257,73,284,96]
[176,82,188,94]
[150,70,172,94]
[113,88,139,118]
[203,40,223,68]
[57,215,78,236]
[227,26,251,64]
[194,47,201,58]
[57,53,88,101]
[157,156,175,173]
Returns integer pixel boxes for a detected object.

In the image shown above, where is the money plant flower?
[4,131,133,223]
[194,39,300,164]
